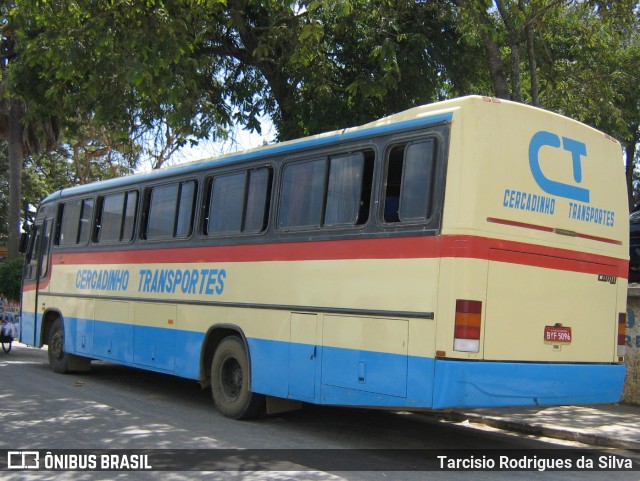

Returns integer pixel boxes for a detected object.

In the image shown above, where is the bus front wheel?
[47,319,91,373]
[48,319,70,373]
[210,336,264,419]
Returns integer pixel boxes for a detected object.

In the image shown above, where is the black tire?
[210,336,264,419]
[2,339,11,353]
[48,319,70,373]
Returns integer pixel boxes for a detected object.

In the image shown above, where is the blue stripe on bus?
[243,338,625,408]
[29,316,623,408]
[63,317,204,379]
[247,337,437,405]
[45,112,454,202]
[432,359,625,408]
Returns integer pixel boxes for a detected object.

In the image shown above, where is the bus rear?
[433,97,628,408]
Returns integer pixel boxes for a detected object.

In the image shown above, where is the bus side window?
[24,226,41,281]
[39,219,53,278]
[384,139,436,224]
[384,146,404,223]
[206,172,245,235]
[243,168,272,233]
[78,199,94,244]
[56,198,94,246]
[143,181,196,240]
[278,151,373,231]
[278,159,327,230]
[204,167,272,236]
[94,191,138,243]
[24,219,54,280]
[324,152,373,227]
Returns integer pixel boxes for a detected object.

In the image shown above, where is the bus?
[19,96,628,419]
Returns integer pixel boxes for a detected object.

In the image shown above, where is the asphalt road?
[1,343,638,481]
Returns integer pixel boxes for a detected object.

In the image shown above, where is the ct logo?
[528,131,590,203]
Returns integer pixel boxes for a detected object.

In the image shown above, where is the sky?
[166,115,276,169]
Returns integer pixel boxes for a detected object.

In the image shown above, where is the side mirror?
[18,233,29,254]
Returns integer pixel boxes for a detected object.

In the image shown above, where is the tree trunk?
[472,4,510,99]
[495,0,521,102]
[626,129,639,211]
[525,21,539,105]
[7,99,25,259]
[520,0,539,105]
[480,30,510,99]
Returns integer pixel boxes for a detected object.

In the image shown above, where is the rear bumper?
[432,359,625,409]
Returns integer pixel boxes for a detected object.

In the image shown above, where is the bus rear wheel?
[210,336,264,419]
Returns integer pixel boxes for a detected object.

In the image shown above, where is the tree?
[6,0,640,214]
[1,2,61,258]
[0,257,23,301]
[10,0,467,142]
[454,0,640,207]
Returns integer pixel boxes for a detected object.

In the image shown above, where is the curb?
[431,411,640,450]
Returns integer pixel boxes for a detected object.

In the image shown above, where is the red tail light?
[454,300,482,352]
[618,313,627,358]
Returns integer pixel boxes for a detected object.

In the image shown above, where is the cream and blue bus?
[20,96,628,419]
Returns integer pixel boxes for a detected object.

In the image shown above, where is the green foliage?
[1,0,640,212]
[0,257,23,301]
[454,0,640,206]
[10,0,231,143]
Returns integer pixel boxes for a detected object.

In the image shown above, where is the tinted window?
[279,159,326,229]
[78,199,94,244]
[176,181,196,238]
[324,153,365,226]
[204,167,272,236]
[145,181,196,240]
[95,191,138,243]
[40,219,53,278]
[208,172,245,234]
[24,226,41,281]
[399,140,435,221]
[58,201,81,246]
[384,139,437,223]
[100,193,126,242]
[278,151,373,230]
[244,168,271,233]
[57,199,94,246]
[147,184,178,239]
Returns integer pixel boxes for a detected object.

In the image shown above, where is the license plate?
[544,325,572,344]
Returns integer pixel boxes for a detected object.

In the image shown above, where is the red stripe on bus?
[440,236,627,277]
[487,217,622,245]
[42,234,627,277]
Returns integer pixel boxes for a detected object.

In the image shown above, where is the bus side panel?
[245,313,439,408]
[19,289,37,346]
[321,316,409,398]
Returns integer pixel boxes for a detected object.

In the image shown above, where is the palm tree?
[1,23,59,259]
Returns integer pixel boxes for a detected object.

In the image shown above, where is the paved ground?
[436,403,640,450]
[4,341,639,451]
